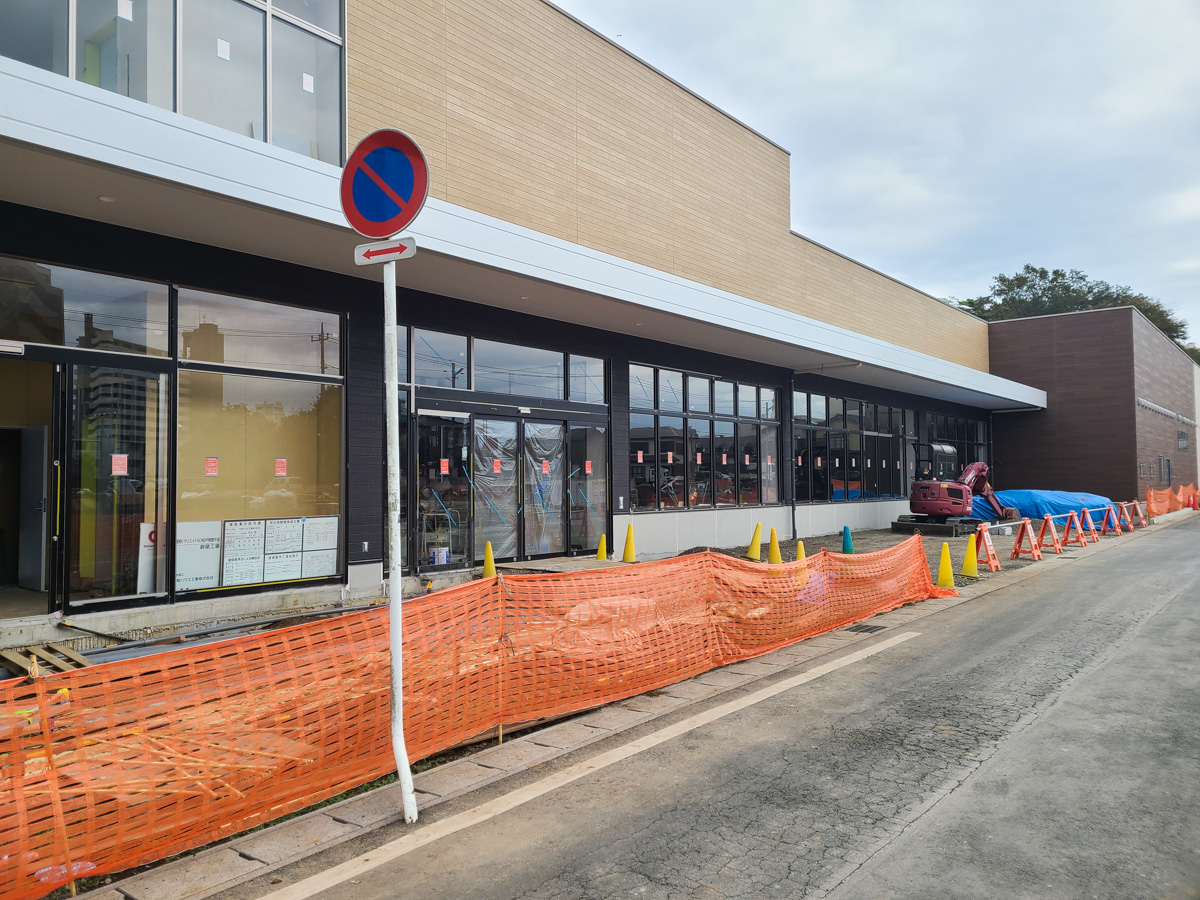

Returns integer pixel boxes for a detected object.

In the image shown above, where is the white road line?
[259,631,922,900]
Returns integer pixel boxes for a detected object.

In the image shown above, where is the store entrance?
[0,358,54,619]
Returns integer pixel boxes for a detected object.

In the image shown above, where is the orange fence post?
[1061,511,1088,547]
[975,524,1001,572]
[1118,502,1135,531]
[1081,508,1101,543]
[1010,518,1043,561]
[1100,505,1122,536]
[1036,515,1064,554]
[1130,500,1148,527]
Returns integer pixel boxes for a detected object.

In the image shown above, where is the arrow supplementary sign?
[354,236,417,266]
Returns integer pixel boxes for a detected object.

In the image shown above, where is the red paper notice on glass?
[696,453,702,464]
[744,454,750,465]
[111,454,128,476]
[722,454,727,464]
[275,458,287,477]
[767,456,772,465]
[542,459,549,475]
[493,458,502,473]
[439,458,449,475]
[585,460,592,474]
[667,452,673,464]
[637,451,644,463]
[205,457,219,477]
[817,457,823,466]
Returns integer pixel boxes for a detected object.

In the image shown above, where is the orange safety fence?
[1,537,952,899]
[1145,483,1197,518]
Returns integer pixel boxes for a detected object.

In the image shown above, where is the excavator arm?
[958,462,1019,521]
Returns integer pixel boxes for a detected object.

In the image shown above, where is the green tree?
[959,265,1191,350]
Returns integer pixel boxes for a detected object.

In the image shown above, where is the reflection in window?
[181,0,265,139]
[737,423,758,504]
[271,17,341,163]
[76,0,174,109]
[811,428,829,501]
[658,416,685,508]
[0,0,69,74]
[688,376,710,414]
[413,329,468,388]
[569,355,605,403]
[688,420,712,506]
[810,394,827,426]
[714,421,735,507]
[761,424,779,503]
[793,392,808,424]
[473,339,563,399]
[178,289,339,374]
[629,413,655,510]
[0,256,169,355]
[738,383,757,418]
[629,365,655,409]
[659,370,684,412]
[272,0,341,35]
[760,388,778,420]
[794,428,810,502]
[714,381,735,416]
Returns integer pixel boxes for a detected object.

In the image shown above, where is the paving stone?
[721,660,781,676]
[660,680,721,700]
[577,705,651,730]
[617,693,689,714]
[473,739,562,772]
[235,813,356,864]
[328,784,438,827]
[692,670,753,688]
[413,761,501,797]
[76,891,126,900]
[525,721,608,750]
[119,849,263,900]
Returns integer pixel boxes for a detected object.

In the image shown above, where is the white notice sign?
[265,517,304,554]
[302,516,339,551]
[175,521,222,590]
[264,552,303,582]
[301,548,338,578]
[222,519,266,586]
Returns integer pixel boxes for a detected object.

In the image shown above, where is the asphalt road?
[226,517,1200,900]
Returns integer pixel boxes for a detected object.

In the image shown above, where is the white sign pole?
[383,258,418,823]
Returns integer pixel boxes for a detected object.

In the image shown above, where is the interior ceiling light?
[97,195,118,203]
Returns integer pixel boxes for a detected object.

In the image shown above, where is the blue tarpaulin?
[972,489,1115,522]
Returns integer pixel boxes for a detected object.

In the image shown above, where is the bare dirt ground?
[688,523,1039,588]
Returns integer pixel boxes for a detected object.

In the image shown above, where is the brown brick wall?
[988,308,1138,499]
[1131,313,1198,497]
[346,0,990,371]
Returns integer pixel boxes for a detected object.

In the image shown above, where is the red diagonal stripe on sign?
[359,160,410,213]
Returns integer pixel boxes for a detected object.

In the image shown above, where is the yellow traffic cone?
[596,534,607,561]
[622,523,636,563]
[746,522,763,561]
[482,541,496,578]
[960,533,979,578]
[768,528,782,564]
[796,540,806,562]
[937,542,955,588]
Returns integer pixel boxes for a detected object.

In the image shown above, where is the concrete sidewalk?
[74,513,1193,900]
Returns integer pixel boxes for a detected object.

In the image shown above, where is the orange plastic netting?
[1145,483,1197,518]
[1,537,951,898]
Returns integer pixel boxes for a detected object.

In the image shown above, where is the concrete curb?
[75,513,1194,900]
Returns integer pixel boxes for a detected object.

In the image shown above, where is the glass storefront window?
[473,339,563,399]
[659,370,684,412]
[714,380,735,416]
[272,0,341,35]
[793,392,808,424]
[713,421,735,507]
[270,17,340,163]
[176,371,342,588]
[178,288,339,375]
[0,0,69,74]
[811,394,827,426]
[569,355,605,403]
[569,423,607,553]
[738,383,757,418]
[847,433,862,500]
[845,400,861,431]
[812,428,829,501]
[761,424,778,503]
[76,0,174,110]
[629,365,655,409]
[688,376,710,414]
[760,388,778,420]
[0,257,169,355]
[794,427,809,502]
[413,329,468,388]
[181,0,266,140]
[658,416,684,508]
[828,397,844,428]
[737,422,758,504]
[629,413,655,510]
[688,420,712,507]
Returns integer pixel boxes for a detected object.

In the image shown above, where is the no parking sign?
[340,129,430,240]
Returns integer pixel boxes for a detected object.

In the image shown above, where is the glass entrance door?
[416,413,471,569]
[569,423,607,554]
[472,418,519,560]
[522,420,566,557]
[66,364,168,610]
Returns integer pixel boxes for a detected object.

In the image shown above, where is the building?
[0,0,1046,646]
[989,307,1199,502]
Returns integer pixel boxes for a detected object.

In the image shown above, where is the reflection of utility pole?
[451,362,465,387]
[311,323,332,374]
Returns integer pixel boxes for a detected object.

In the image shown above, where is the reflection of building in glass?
[0,259,65,345]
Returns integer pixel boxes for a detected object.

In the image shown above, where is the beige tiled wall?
[347,0,989,371]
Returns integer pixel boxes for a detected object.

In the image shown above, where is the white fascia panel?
[0,56,1045,409]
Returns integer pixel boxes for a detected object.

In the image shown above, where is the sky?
[552,0,1200,343]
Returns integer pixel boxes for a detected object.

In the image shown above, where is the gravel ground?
[685,522,1041,589]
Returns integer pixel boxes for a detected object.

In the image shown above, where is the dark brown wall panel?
[1131,314,1197,496]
